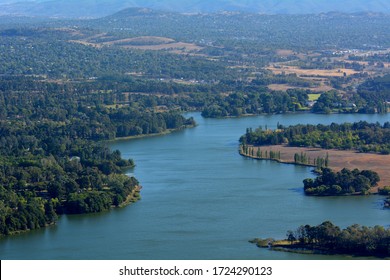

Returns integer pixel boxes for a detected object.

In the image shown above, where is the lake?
[1,112,389,259]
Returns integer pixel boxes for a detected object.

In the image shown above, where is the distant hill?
[1,0,390,18]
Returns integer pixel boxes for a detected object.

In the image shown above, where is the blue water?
[1,112,389,259]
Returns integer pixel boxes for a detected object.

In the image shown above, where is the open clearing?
[250,145,390,189]
[267,84,333,92]
[266,65,360,77]
[70,35,203,54]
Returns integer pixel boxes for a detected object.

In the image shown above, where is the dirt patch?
[250,145,390,188]
[122,42,203,52]
[70,36,203,54]
[266,65,360,77]
[276,49,294,56]
[267,84,333,92]
[109,36,175,45]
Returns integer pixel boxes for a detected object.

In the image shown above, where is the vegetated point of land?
[245,145,390,191]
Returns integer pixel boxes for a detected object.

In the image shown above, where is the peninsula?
[251,221,390,258]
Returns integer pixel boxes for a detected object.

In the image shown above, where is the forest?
[0,76,194,236]
[240,121,390,154]
[303,168,380,195]
[253,221,390,257]
[1,9,390,236]
[1,11,390,118]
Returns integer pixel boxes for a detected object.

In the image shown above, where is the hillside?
[1,0,390,18]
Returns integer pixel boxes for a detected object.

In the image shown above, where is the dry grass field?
[266,65,360,77]
[70,35,203,54]
[267,84,334,92]
[276,49,295,56]
[250,145,390,189]
[265,49,387,93]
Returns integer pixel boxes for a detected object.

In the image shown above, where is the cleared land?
[265,49,389,94]
[70,35,203,54]
[308,93,321,101]
[249,145,390,189]
[276,49,295,56]
[267,84,333,92]
[266,65,360,77]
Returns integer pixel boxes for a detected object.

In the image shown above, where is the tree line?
[284,221,390,257]
[303,168,380,196]
[0,75,195,236]
[240,121,390,154]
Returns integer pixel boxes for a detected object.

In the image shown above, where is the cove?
[0,112,389,260]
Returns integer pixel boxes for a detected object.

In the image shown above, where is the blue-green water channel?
[1,112,389,259]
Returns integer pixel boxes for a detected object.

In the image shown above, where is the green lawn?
[308,93,321,101]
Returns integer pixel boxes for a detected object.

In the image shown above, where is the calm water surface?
[1,113,389,259]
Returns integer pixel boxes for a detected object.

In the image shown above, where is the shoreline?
[117,185,142,208]
[0,186,143,238]
[1,125,194,238]
[239,148,317,168]
[106,124,196,142]
[0,221,57,238]
[249,238,387,259]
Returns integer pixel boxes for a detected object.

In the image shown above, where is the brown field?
[267,84,334,92]
[265,64,367,93]
[276,49,295,56]
[335,59,390,68]
[122,42,203,52]
[70,35,203,54]
[108,36,175,45]
[250,145,390,189]
[266,65,360,77]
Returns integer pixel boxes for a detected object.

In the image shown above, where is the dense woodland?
[311,76,390,114]
[93,9,390,51]
[303,168,380,195]
[281,221,390,257]
[1,11,390,117]
[0,76,194,236]
[240,121,390,154]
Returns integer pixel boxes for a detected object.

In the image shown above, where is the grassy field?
[266,65,361,77]
[308,93,321,101]
[70,35,203,54]
[249,145,390,190]
[264,49,389,95]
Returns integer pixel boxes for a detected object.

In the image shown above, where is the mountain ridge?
[1,0,390,18]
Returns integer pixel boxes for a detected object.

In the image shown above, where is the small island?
[251,221,390,258]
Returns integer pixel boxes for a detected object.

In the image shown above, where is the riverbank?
[117,185,142,208]
[250,225,390,259]
[0,185,142,238]
[107,124,197,142]
[0,221,57,238]
[249,238,375,258]
[240,144,390,190]
[249,238,328,256]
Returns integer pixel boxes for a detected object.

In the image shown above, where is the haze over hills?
[1,0,390,18]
